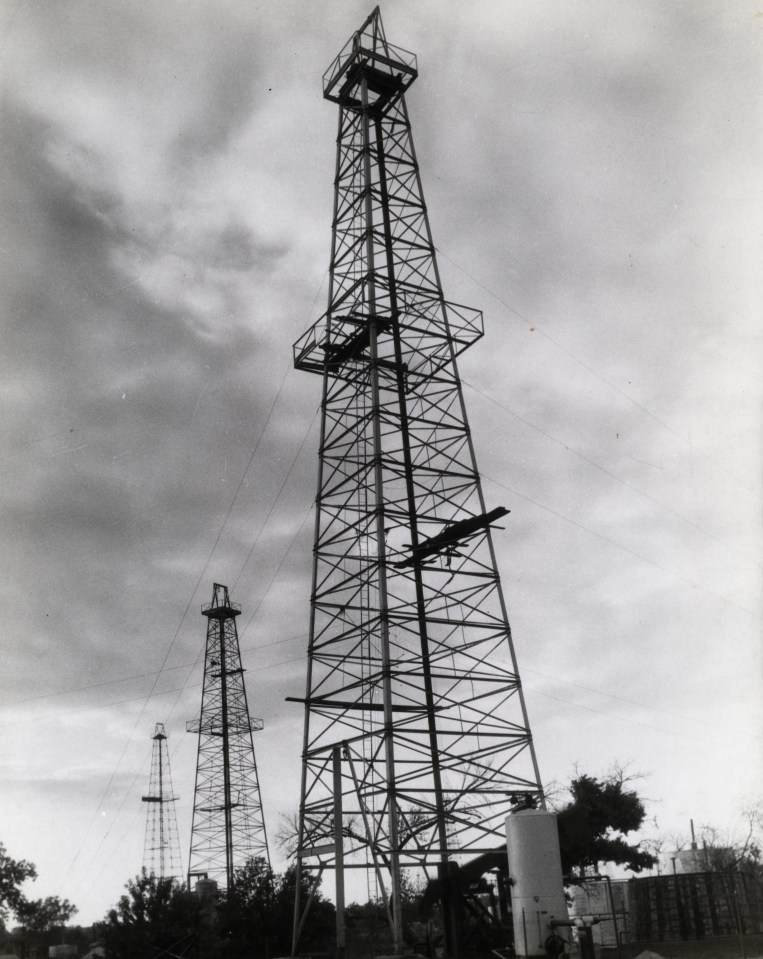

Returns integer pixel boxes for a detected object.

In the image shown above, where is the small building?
[661,846,734,875]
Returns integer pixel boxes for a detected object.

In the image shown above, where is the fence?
[571,873,763,944]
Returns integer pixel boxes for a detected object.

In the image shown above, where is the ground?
[600,934,763,959]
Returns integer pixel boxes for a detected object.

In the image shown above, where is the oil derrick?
[141,722,182,880]
[290,8,544,956]
[187,583,270,889]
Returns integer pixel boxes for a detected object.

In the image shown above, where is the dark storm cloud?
[0,80,307,714]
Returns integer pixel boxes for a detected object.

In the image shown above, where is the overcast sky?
[1,0,760,926]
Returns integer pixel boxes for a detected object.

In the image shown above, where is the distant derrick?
[141,722,182,880]
[186,583,270,888]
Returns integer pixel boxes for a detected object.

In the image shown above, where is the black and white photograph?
[1,2,760,957]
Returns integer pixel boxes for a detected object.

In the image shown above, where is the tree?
[103,870,199,959]
[0,844,37,924]
[269,863,335,957]
[345,871,430,958]
[0,845,78,958]
[217,858,335,959]
[103,861,335,959]
[16,896,77,934]
[553,767,657,877]
[218,857,278,957]
[15,896,78,958]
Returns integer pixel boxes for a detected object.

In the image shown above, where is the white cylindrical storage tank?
[194,877,218,899]
[506,809,570,958]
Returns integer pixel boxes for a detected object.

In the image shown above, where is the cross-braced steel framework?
[187,583,270,889]
[291,8,544,955]
[142,722,182,880]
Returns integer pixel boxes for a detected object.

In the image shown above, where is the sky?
[0,0,761,927]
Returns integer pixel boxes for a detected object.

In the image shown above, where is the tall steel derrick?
[141,722,182,880]
[291,7,544,955]
[187,583,270,889]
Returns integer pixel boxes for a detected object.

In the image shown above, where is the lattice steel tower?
[187,583,270,889]
[291,8,544,956]
[141,722,182,880]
